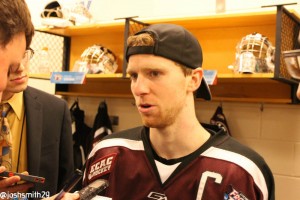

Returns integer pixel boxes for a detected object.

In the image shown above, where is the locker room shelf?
[36,11,276,37]
[36,8,299,104]
[51,73,290,104]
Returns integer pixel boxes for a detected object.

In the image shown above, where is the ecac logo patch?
[88,153,117,181]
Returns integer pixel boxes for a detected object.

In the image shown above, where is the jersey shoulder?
[103,126,144,141]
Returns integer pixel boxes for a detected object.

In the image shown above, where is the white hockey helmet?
[41,1,63,18]
[235,32,275,73]
[74,44,118,74]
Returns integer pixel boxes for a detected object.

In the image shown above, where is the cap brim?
[196,78,212,100]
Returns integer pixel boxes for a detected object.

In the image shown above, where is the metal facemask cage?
[78,44,118,74]
[235,32,275,73]
[41,1,63,18]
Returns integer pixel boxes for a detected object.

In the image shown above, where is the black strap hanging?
[70,99,92,171]
[86,101,113,155]
[210,105,231,136]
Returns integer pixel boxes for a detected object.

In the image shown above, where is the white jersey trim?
[154,160,180,184]
[88,138,144,159]
[201,146,268,200]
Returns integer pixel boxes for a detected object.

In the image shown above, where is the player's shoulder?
[208,134,271,176]
[202,123,269,169]
[221,136,264,162]
[88,126,145,158]
[103,126,144,141]
[210,136,274,195]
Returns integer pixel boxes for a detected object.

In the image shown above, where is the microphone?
[54,169,83,200]
[78,179,109,200]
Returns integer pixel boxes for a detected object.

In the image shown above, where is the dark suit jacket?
[23,86,74,197]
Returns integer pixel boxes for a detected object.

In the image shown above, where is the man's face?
[127,54,191,128]
[0,33,28,99]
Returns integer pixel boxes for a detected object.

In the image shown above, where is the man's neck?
[1,91,14,102]
[149,119,210,160]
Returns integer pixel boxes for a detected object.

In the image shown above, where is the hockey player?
[80,24,275,200]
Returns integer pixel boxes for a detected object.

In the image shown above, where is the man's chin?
[143,120,167,129]
[8,84,28,93]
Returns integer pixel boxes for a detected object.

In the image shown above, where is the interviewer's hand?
[0,166,34,193]
[43,193,80,200]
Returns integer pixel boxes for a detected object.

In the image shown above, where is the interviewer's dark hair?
[0,0,35,49]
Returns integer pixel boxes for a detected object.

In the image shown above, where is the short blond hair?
[127,32,193,76]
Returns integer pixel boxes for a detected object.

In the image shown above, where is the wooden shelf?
[36,10,296,104]
[36,21,125,37]
[36,11,276,36]
[29,73,51,79]
[55,75,131,98]
[51,73,291,103]
[210,78,291,104]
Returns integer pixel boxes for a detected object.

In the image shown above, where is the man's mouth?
[140,104,151,109]
[138,103,154,113]
[11,74,27,82]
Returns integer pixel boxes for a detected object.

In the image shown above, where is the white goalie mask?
[74,45,118,74]
[235,32,275,73]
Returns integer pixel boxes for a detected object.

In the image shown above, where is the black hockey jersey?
[83,124,275,200]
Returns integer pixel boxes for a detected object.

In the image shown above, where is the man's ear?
[297,83,300,100]
[188,68,203,93]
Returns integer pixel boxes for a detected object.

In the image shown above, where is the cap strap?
[126,46,155,61]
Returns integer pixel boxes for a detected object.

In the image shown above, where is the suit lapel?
[24,87,43,175]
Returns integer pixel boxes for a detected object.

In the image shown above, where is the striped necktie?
[0,103,12,170]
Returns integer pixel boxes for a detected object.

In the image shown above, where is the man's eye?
[149,71,160,77]
[129,73,138,80]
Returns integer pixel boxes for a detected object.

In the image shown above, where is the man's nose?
[9,63,24,74]
[131,75,150,96]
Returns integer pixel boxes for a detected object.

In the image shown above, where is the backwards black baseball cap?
[126,23,212,100]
